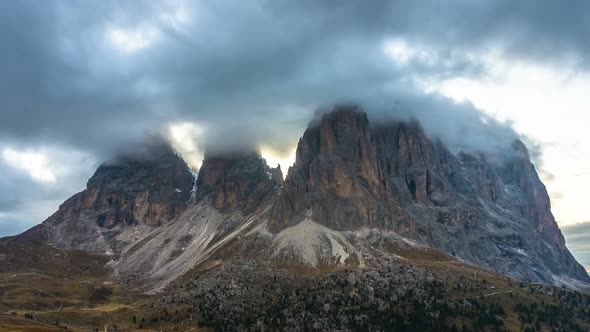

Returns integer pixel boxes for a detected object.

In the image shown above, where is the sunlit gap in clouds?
[167,121,296,178]
[383,38,437,66]
[106,1,192,54]
[107,24,161,53]
[2,148,57,183]
[168,122,205,170]
[259,145,296,175]
[1,146,97,185]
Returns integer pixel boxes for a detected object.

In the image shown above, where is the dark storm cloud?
[2,0,588,155]
[0,1,542,154]
[1,0,589,235]
[0,1,173,157]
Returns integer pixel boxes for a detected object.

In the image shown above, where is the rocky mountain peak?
[41,140,194,253]
[269,105,456,233]
[269,106,589,284]
[196,151,282,213]
[269,106,389,233]
[10,107,586,290]
[56,141,193,228]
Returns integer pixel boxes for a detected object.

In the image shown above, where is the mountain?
[113,150,283,290]
[2,106,589,331]
[269,106,588,284]
[40,141,195,257]
[195,151,283,212]
[4,107,588,286]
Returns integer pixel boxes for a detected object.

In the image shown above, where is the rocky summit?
[1,106,589,331]
[40,141,195,256]
[196,151,283,213]
[270,106,588,284]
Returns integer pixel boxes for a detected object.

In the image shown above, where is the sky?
[562,222,590,272]
[1,0,590,237]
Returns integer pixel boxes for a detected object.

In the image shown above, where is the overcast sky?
[2,0,590,236]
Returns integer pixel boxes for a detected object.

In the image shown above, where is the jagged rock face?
[196,152,283,213]
[269,107,589,284]
[269,108,407,232]
[111,152,283,290]
[269,107,459,233]
[7,108,587,290]
[42,142,194,253]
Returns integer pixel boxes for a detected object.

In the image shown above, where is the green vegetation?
[1,247,588,331]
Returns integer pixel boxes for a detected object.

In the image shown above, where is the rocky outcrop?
[269,107,410,233]
[268,106,589,284]
[110,152,283,290]
[41,141,195,254]
[196,151,283,213]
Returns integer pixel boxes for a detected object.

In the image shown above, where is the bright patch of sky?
[433,60,590,226]
[108,24,161,53]
[2,148,57,183]
[168,121,296,177]
[562,222,590,272]
[1,146,96,185]
[260,145,296,174]
[383,39,437,66]
[106,1,192,54]
[0,145,97,235]
[168,122,205,170]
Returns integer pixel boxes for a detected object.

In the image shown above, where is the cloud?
[1,0,590,235]
[562,222,590,272]
[0,144,97,236]
[3,0,574,157]
[3,148,57,183]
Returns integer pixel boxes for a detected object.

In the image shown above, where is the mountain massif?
[270,108,587,285]
[1,106,589,331]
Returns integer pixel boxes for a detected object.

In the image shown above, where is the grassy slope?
[0,236,588,331]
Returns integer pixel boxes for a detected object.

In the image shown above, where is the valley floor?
[1,246,589,332]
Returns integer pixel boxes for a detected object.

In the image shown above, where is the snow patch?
[190,169,198,201]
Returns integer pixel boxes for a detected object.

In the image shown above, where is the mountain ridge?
[266,107,588,284]
[1,106,588,293]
